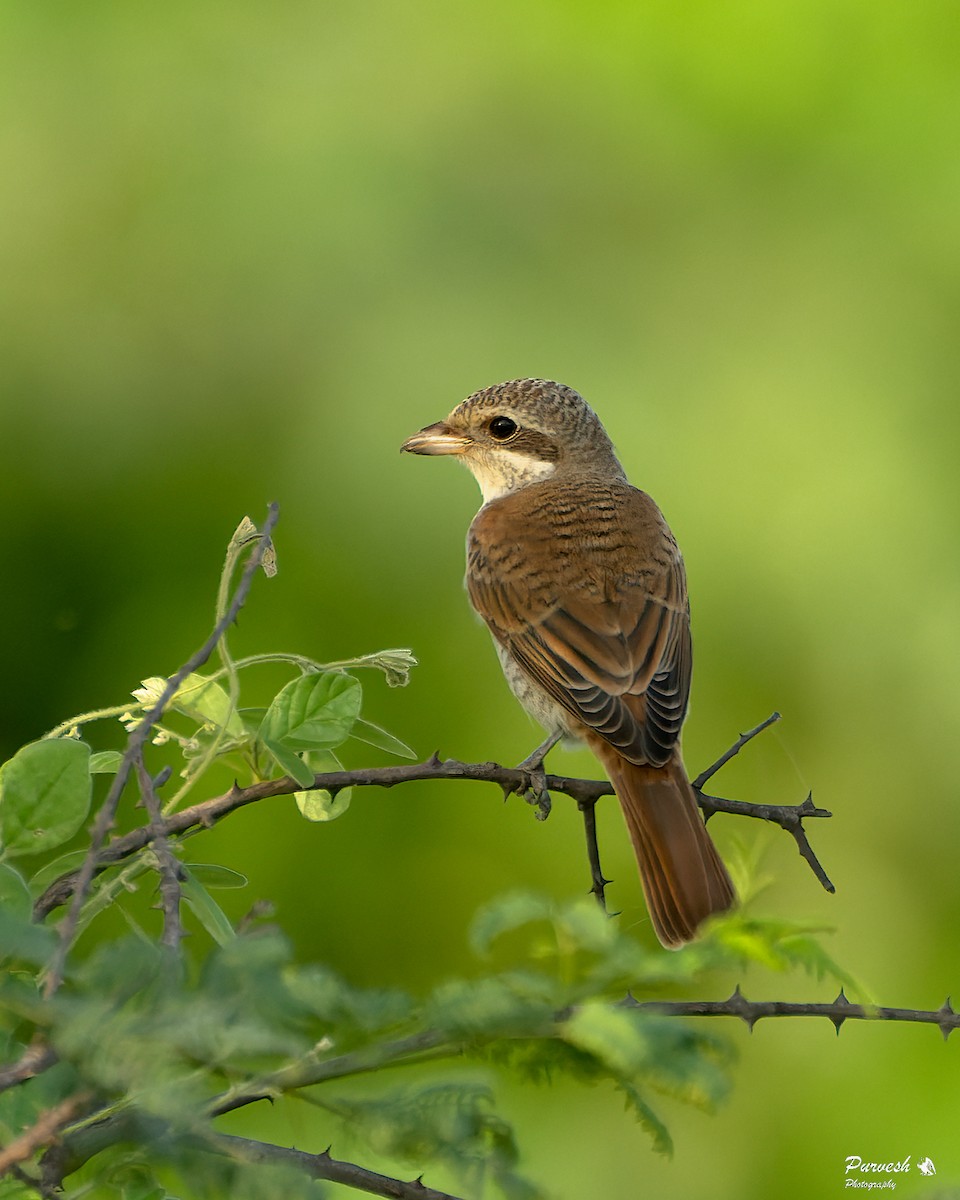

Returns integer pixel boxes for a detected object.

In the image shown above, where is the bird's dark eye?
[488,416,518,440]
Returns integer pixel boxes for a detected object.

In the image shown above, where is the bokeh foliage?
[1,1,959,1196]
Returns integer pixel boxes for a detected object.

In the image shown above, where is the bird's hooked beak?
[400,421,472,456]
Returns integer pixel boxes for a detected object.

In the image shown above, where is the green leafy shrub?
[0,514,853,1200]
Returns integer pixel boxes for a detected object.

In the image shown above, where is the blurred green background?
[2,0,960,1195]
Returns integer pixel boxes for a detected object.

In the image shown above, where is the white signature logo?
[843,1155,937,1188]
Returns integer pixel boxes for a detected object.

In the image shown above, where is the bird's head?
[401,378,625,504]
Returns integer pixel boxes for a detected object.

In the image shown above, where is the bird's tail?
[593,744,735,948]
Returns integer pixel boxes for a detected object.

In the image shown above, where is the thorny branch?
[213,1133,467,1200]
[692,711,835,895]
[626,986,960,1039]
[33,718,832,921]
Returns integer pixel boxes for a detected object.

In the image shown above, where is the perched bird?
[401,378,734,948]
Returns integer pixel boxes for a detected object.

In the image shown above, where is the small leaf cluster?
[0,660,415,950]
[435,893,734,1159]
[0,923,413,1199]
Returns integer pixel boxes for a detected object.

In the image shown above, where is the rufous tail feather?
[592,744,735,949]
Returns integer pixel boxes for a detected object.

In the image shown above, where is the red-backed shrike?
[402,378,734,947]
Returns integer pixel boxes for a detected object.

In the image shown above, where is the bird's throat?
[465,451,558,505]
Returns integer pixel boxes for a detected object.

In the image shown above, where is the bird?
[401,378,734,948]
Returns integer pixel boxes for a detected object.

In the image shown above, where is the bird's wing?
[467,485,691,767]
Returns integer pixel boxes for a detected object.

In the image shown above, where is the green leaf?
[65,857,155,943]
[0,906,57,967]
[428,976,552,1038]
[181,870,236,944]
[710,915,865,997]
[296,788,351,821]
[328,1082,542,1198]
[0,1175,38,1199]
[104,1161,170,1200]
[261,739,315,788]
[171,672,244,736]
[0,738,91,858]
[618,1078,673,1156]
[555,899,618,955]
[238,707,268,735]
[286,964,412,1031]
[295,749,352,822]
[187,863,248,889]
[259,672,361,753]
[470,892,555,957]
[561,1000,649,1076]
[350,717,416,759]
[0,864,31,920]
[90,750,124,774]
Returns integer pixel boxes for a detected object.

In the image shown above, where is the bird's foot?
[515,730,561,821]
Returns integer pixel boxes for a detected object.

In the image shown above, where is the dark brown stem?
[692,711,782,790]
[213,1133,466,1199]
[697,790,834,892]
[577,799,611,911]
[135,753,184,953]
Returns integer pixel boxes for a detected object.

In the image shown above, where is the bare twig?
[214,1133,466,1200]
[42,506,278,996]
[692,711,783,789]
[0,1092,92,1176]
[135,754,184,953]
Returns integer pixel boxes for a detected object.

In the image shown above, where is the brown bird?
[401,378,734,948]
